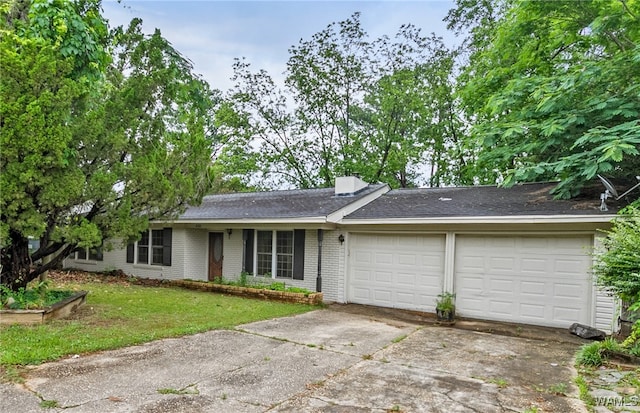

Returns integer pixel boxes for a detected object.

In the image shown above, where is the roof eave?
[155,216,329,225]
[339,214,617,225]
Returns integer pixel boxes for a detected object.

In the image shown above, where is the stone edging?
[170,280,323,305]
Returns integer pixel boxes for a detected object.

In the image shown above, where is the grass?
[0,278,318,373]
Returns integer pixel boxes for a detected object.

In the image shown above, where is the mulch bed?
[48,270,166,288]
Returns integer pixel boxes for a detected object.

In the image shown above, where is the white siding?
[65,228,187,280]
[321,230,342,302]
[595,288,617,334]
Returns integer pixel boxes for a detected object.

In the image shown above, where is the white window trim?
[135,229,164,266]
[252,230,294,279]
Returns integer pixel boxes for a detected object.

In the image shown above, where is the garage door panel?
[489,257,516,271]
[555,283,584,298]
[352,287,371,301]
[520,303,545,319]
[521,281,545,295]
[490,278,514,293]
[353,269,370,281]
[553,307,582,322]
[490,300,514,315]
[373,289,392,303]
[554,259,585,275]
[456,235,592,328]
[376,253,393,265]
[521,258,547,273]
[397,254,417,266]
[354,250,372,264]
[348,233,445,311]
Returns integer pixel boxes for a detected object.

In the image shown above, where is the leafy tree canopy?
[220,13,464,189]
[0,0,219,290]
[594,203,640,303]
[451,0,640,198]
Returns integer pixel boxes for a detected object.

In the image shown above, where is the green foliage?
[593,206,640,303]
[435,292,456,311]
[1,0,219,290]
[576,341,606,367]
[210,276,312,295]
[0,280,316,367]
[0,280,74,310]
[452,0,640,197]
[576,338,624,367]
[221,13,464,189]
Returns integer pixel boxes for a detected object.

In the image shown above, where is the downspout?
[316,229,323,292]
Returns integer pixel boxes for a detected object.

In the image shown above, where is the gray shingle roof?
[179,184,387,220]
[344,182,615,219]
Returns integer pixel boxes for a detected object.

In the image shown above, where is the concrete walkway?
[1,306,587,412]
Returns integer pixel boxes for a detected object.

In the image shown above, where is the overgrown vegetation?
[577,204,640,368]
[575,204,640,407]
[211,274,313,295]
[0,280,74,310]
[0,276,317,373]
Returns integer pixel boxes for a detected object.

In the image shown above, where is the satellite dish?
[598,174,619,198]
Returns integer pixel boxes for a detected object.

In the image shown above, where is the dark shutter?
[293,229,305,280]
[162,228,172,266]
[243,229,254,273]
[126,243,134,263]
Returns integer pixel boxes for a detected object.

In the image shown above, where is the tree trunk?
[0,230,33,291]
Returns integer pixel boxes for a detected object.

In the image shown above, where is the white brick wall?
[320,230,343,302]
[223,230,243,280]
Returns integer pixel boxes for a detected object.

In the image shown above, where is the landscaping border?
[0,291,88,325]
[170,280,323,305]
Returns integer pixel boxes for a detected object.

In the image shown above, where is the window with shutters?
[252,230,303,279]
[151,229,164,265]
[256,231,273,276]
[138,231,149,264]
[276,231,293,278]
[127,229,172,266]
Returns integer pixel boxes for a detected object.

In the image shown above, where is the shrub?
[576,342,605,367]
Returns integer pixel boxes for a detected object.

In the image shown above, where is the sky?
[102,0,459,93]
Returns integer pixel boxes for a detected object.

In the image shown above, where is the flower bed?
[0,291,88,325]
[171,280,323,305]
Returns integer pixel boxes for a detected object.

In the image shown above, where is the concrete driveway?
[1,305,587,412]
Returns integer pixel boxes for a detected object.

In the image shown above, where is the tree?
[593,203,640,347]
[353,32,463,188]
[0,0,218,291]
[221,13,465,189]
[594,204,640,303]
[450,0,640,197]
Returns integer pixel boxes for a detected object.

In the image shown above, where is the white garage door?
[348,233,445,311]
[455,235,593,328]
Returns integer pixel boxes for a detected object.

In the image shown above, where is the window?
[137,231,149,264]
[252,230,303,279]
[75,246,103,261]
[276,231,293,278]
[151,230,164,265]
[126,228,172,266]
[257,231,273,276]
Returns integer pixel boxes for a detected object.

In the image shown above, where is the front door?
[208,232,223,281]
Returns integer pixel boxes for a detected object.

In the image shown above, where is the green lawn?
[0,279,318,371]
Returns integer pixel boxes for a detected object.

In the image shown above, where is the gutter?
[339,214,618,226]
